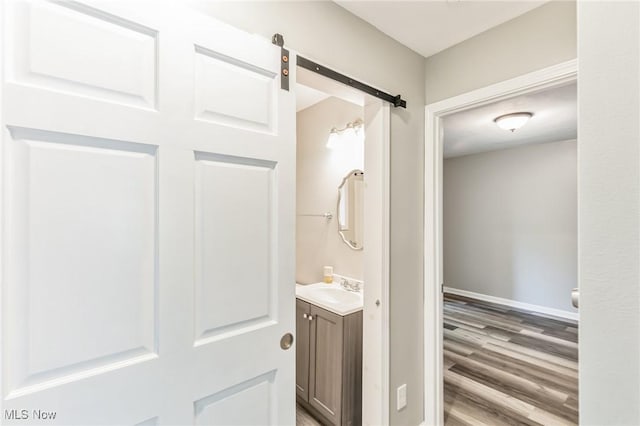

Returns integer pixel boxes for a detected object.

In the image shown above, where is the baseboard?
[443,287,579,322]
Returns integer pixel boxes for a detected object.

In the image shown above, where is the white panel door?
[0,1,296,425]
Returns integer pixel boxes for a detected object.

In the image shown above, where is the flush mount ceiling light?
[326,118,365,149]
[494,112,533,132]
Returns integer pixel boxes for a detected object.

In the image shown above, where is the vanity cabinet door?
[309,305,344,425]
[296,299,311,401]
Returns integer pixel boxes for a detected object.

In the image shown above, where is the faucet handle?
[339,278,362,292]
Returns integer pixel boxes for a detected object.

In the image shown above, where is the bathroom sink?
[296,282,363,316]
[313,287,362,304]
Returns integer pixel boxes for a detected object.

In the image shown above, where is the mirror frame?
[337,169,364,251]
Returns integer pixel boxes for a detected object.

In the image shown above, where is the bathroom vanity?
[295,283,363,426]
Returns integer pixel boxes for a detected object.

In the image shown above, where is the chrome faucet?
[340,278,361,292]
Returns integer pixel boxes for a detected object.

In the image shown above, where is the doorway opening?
[424,60,578,426]
[294,62,390,426]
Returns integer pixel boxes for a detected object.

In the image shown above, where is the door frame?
[294,59,391,425]
[362,96,391,426]
[0,0,5,418]
[422,59,578,426]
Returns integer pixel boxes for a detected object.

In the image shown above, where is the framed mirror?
[337,169,364,250]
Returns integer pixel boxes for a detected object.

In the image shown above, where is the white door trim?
[423,59,578,426]
[362,98,391,426]
[0,0,5,418]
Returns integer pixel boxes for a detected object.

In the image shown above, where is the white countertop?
[295,282,363,316]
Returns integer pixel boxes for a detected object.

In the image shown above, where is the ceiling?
[443,82,577,158]
[296,84,330,112]
[334,0,547,58]
[296,66,365,112]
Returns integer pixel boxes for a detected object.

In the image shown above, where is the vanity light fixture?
[494,112,533,132]
[327,128,341,150]
[326,118,365,149]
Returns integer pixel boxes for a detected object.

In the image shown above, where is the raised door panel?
[194,45,276,133]
[194,372,275,426]
[309,305,343,425]
[296,299,311,401]
[3,126,158,397]
[7,1,158,109]
[193,152,277,343]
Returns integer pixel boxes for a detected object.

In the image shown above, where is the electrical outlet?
[397,384,407,410]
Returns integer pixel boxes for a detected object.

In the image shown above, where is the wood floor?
[443,293,578,426]
[297,402,322,426]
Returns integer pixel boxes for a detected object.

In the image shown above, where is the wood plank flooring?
[443,293,578,426]
[297,402,322,426]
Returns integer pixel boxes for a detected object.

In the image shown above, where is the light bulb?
[326,128,340,149]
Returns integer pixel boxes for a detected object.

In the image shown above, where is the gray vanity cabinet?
[296,298,363,426]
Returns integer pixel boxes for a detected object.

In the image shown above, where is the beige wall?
[444,140,578,313]
[578,2,640,423]
[186,2,426,424]
[296,97,364,283]
[424,0,576,104]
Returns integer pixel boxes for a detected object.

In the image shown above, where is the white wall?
[425,0,576,104]
[296,97,363,283]
[185,2,426,424]
[578,2,640,423]
[444,140,577,313]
